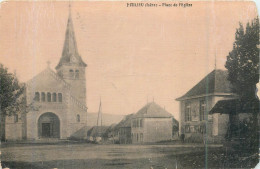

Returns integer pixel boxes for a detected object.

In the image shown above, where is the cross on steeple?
[69,1,71,16]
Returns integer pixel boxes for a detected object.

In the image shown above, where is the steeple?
[56,5,87,70]
[55,4,87,105]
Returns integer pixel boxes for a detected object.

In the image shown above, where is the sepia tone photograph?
[0,1,259,169]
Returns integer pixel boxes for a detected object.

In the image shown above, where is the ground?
[1,142,258,169]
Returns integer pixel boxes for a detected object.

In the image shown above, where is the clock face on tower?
[71,56,77,63]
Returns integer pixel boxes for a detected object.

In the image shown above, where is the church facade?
[5,10,88,140]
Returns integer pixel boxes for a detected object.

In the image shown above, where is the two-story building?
[131,102,173,143]
[176,69,236,141]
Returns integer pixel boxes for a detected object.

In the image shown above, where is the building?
[5,9,88,140]
[118,114,134,144]
[87,126,109,142]
[131,102,173,143]
[176,69,237,142]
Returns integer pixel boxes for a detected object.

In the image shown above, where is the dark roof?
[116,114,134,128]
[209,99,240,114]
[133,102,173,118]
[70,126,91,139]
[209,99,260,114]
[176,69,233,100]
[56,12,87,69]
[87,126,109,137]
[103,123,117,137]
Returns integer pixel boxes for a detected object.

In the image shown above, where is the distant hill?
[87,112,124,127]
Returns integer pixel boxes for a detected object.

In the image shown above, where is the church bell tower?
[56,6,87,105]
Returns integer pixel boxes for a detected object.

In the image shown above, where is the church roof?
[176,69,233,101]
[56,10,87,69]
[133,102,173,118]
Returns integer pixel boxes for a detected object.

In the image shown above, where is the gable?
[26,68,70,93]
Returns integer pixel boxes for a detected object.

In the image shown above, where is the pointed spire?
[56,4,87,69]
[97,97,102,127]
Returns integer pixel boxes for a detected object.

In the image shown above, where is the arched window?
[75,70,79,79]
[34,92,40,101]
[58,93,62,102]
[77,114,80,122]
[14,114,18,123]
[52,93,57,102]
[41,92,45,102]
[47,92,51,102]
[69,69,74,78]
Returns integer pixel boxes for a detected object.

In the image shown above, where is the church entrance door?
[42,123,51,137]
[38,112,60,138]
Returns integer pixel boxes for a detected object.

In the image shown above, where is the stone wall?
[132,118,172,143]
[5,113,24,140]
[144,118,172,143]
[5,115,23,140]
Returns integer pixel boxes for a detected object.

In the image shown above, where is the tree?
[225,17,259,150]
[0,63,25,141]
[225,17,259,100]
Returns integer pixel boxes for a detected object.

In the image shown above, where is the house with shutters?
[176,69,237,141]
[5,8,88,140]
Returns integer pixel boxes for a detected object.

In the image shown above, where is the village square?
[0,1,259,169]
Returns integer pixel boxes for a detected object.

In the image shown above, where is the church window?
[58,93,62,102]
[185,102,191,122]
[47,92,51,102]
[200,100,206,121]
[77,114,80,122]
[75,70,79,79]
[14,114,18,123]
[69,69,74,78]
[41,92,45,102]
[34,92,40,102]
[52,93,57,102]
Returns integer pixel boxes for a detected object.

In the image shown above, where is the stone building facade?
[176,69,237,141]
[131,102,173,143]
[5,10,88,140]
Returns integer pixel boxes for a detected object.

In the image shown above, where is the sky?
[0,1,258,120]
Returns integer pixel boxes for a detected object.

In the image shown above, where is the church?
[5,9,88,140]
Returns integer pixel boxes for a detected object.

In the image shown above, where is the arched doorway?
[38,112,60,138]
